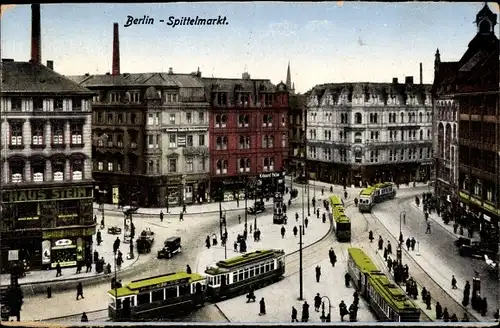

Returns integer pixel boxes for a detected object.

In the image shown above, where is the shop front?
[184,174,210,205]
[258,171,285,197]
[42,227,95,269]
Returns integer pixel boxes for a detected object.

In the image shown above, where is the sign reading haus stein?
[2,186,93,203]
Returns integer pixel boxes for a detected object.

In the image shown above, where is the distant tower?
[286,62,295,94]
[475,2,497,34]
[434,48,441,73]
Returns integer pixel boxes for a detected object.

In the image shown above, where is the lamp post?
[301,172,306,236]
[298,225,304,300]
[219,187,223,239]
[114,252,118,321]
[96,187,108,227]
[399,211,406,245]
[245,176,248,231]
[320,296,332,322]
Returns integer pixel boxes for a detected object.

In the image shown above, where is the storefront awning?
[459,191,500,216]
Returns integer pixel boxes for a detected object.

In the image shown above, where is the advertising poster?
[42,240,51,264]
[113,186,119,205]
[76,237,84,262]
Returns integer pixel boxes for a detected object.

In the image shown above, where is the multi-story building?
[0,5,95,270]
[68,24,210,207]
[203,73,290,200]
[455,4,499,253]
[305,76,433,186]
[287,93,308,179]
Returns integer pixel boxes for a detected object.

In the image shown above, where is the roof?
[1,61,94,95]
[66,72,205,88]
[330,195,343,206]
[432,61,459,95]
[360,187,375,196]
[107,272,204,298]
[214,249,283,269]
[348,248,378,272]
[200,77,278,99]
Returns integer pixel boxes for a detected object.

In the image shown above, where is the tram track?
[358,196,478,322]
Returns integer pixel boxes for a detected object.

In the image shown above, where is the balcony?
[8,144,24,150]
[51,143,65,149]
[30,143,46,149]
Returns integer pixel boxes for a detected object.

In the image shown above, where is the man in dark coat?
[56,262,62,277]
[329,248,337,267]
[96,230,102,246]
[339,300,348,321]
[315,265,321,282]
[378,236,384,250]
[93,250,99,263]
[281,226,286,238]
[426,292,432,310]
[81,312,88,322]
[301,301,310,322]
[387,241,392,254]
[113,237,120,254]
[443,308,450,322]
[406,238,411,251]
[368,230,374,243]
[383,247,388,261]
[305,217,309,228]
[76,282,84,300]
[160,211,164,222]
[259,298,266,315]
[435,302,443,319]
[316,208,320,218]
[291,306,298,322]
[344,272,350,287]
[314,293,321,312]
[411,237,416,251]
[186,265,192,274]
[293,226,298,236]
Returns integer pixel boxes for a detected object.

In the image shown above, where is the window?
[11,98,22,111]
[152,290,164,302]
[245,158,251,172]
[156,161,160,174]
[10,123,23,146]
[72,159,83,180]
[169,114,176,124]
[32,123,44,145]
[107,114,113,124]
[269,135,274,148]
[137,293,150,306]
[132,92,140,103]
[199,111,204,123]
[186,158,194,172]
[186,112,192,124]
[199,157,206,171]
[33,97,43,112]
[131,113,138,124]
[117,114,123,125]
[198,134,205,146]
[110,93,120,103]
[98,161,104,171]
[32,160,44,182]
[53,160,65,181]
[148,113,154,125]
[10,161,23,183]
[148,160,154,173]
[355,112,362,124]
[155,113,160,125]
[156,135,160,149]
[281,133,286,148]
[400,112,404,123]
[169,134,176,148]
[169,158,177,172]
[264,94,273,106]
[108,162,113,171]
[354,132,362,143]
[71,124,83,145]
[148,135,154,149]
[222,137,228,150]
[117,135,123,148]
[281,114,286,127]
[419,130,423,140]
[187,135,193,147]
[239,158,245,172]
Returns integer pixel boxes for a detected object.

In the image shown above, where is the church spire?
[286,62,292,90]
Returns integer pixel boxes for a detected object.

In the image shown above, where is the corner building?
[0,60,95,270]
[305,78,433,186]
[203,73,290,200]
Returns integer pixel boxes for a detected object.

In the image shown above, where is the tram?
[347,248,421,322]
[358,182,396,212]
[107,272,207,321]
[329,195,351,242]
[205,249,285,301]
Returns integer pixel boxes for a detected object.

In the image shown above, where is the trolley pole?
[114,253,118,321]
[302,174,306,235]
[219,188,223,239]
[245,177,248,231]
[298,225,304,300]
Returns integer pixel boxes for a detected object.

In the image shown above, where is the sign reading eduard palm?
[2,186,93,203]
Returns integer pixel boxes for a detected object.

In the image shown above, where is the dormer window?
[217,93,227,106]
[110,92,120,103]
[264,94,273,106]
[132,92,140,103]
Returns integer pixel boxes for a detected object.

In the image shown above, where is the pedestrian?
[312,197,316,208]
[314,293,321,312]
[330,186,333,193]
[186,265,192,274]
[321,188,324,195]
[182,204,187,214]
[421,287,427,301]
[426,221,431,234]
[316,208,320,219]
[281,226,286,238]
[160,211,164,222]
[96,230,102,246]
[315,265,321,282]
[368,230,374,243]
[259,298,266,315]
[344,272,350,287]
[443,308,450,322]
[238,215,241,224]
[76,282,84,300]
[81,312,88,322]
[56,262,62,277]
[339,300,348,321]
[113,237,120,254]
[451,275,457,289]
[322,212,326,223]
[179,211,184,221]
[76,261,82,274]
[387,257,393,272]
[383,247,388,261]
[301,301,310,322]
[406,238,411,251]
[295,212,299,222]
[330,249,337,267]
[426,292,431,310]
[411,237,416,251]
[206,236,211,249]
[387,241,392,254]
[481,297,487,316]
[116,256,123,270]
[305,217,309,228]
[378,236,383,250]
[293,226,298,237]
[86,259,92,273]
[435,302,443,319]
[233,241,238,252]
[450,313,458,322]
[291,306,298,322]
[93,250,99,263]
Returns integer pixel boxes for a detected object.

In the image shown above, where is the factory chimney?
[31,4,41,65]
[112,23,120,76]
[419,63,423,84]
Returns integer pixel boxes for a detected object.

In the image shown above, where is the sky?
[1,2,498,94]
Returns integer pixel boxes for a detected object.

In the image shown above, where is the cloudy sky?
[1,2,498,93]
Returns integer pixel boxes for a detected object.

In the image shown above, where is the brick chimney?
[31,4,41,65]
[419,63,423,84]
[46,60,53,70]
[112,23,120,76]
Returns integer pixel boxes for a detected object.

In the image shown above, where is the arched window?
[222,137,228,150]
[221,115,227,127]
[9,159,24,183]
[264,157,269,170]
[419,112,423,123]
[427,129,431,139]
[245,158,250,172]
[269,157,274,170]
[215,115,221,127]
[281,133,286,147]
[420,130,423,140]
[52,159,65,181]
[262,115,268,127]
[400,112,404,123]
[31,158,45,182]
[262,135,269,148]
[222,160,228,173]
[369,113,373,123]
[245,136,251,149]
[216,160,222,174]
[239,136,245,149]
[354,132,362,143]
[355,112,362,124]
[269,136,274,148]
[216,136,222,150]
[239,158,245,172]
[71,159,84,180]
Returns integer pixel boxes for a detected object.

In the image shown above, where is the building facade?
[0,60,95,271]
[305,77,433,186]
[203,74,290,200]
[69,69,210,208]
[287,93,308,179]
[455,4,499,253]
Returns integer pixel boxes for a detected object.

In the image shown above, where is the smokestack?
[46,60,53,70]
[112,23,120,76]
[31,4,41,65]
[419,63,423,84]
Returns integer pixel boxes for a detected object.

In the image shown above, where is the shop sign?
[167,177,182,185]
[258,172,283,179]
[55,239,73,247]
[42,227,95,240]
[18,216,40,221]
[57,214,78,219]
[3,187,93,203]
[42,240,51,264]
[459,191,500,215]
[113,186,120,205]
[51,261,77,268]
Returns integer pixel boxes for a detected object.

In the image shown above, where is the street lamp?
[320,296,332,322]
[95,187,108,228]
[301,172,306,236]
[399,211,406,245]
[113,252,118,321]
[218,187,223,239]
[298,225,304,301]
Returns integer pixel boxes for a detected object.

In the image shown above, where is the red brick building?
[202,73,290,200]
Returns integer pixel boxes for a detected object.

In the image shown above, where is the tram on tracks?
[329,195,351,242]
[358,182,397,212]
[107,249,285,321]
[347,248,420,322]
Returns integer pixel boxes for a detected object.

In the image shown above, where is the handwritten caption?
[124,15,229,28]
